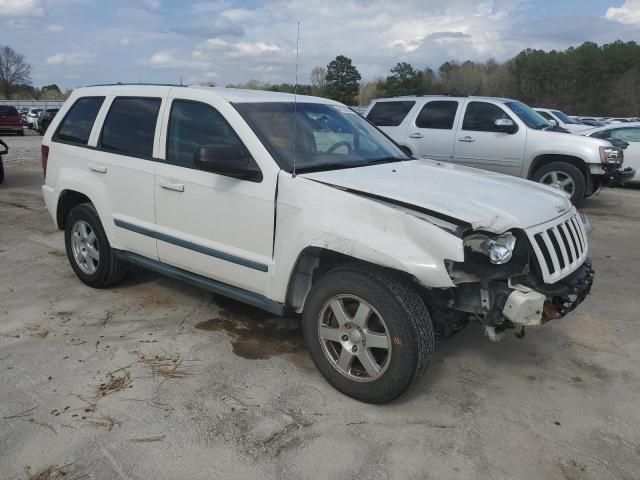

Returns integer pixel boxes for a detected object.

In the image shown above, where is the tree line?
[3,40,640,115]
[231,40,640,116]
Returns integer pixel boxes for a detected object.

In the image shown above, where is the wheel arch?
[285,247,416,313]
[528,154,588,180]
[56,189,93,230]
[527,154,593,195]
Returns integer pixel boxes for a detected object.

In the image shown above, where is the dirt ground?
[1,131,639,480]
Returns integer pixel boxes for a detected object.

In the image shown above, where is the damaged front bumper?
[440,259,594,341]
[502,260,594,326]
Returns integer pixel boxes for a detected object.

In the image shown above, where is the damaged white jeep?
[42,85,594,404]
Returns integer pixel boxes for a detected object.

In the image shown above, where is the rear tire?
[0,159,4,183]
[64,203,129,288]
[532,162,586,205]
[17,129,24,136]
[302,265,434,403]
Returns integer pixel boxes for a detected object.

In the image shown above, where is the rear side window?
[366,101,415,127]
[166,100,253,170]
[462,102,511,132]
[415,101,458,129]
[54,97,105,145]
[100,97,161,158]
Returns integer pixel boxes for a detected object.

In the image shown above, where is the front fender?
[268,173,464,303]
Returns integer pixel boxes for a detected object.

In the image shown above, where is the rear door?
[452,100,525,176]
[154,90,276,295]
[365,100,415,146]
[91,90,167,259]
[405,100,460,161]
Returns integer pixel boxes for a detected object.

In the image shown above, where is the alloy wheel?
[539,170,576,196]
[70,220,99,275]
[317,295,392,382]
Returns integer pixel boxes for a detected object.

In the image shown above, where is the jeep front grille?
[526,210,588,284]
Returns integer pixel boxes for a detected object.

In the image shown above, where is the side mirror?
[193,144,252,178]
[548,119,558,126]
[494,118,517,134]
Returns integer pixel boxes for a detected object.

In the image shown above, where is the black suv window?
[415,101,458,129]
[166,100,256,174]
[100,97,161,158]
[366,101,415,127]
[54,97,104,145]
[462,102,511,132]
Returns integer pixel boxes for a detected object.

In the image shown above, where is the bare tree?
[0,46,32,99]
[310,66,327,94]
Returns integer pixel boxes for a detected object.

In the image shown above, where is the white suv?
[533,108,591,133]
[42,85,594,403]
[365,96,632,204]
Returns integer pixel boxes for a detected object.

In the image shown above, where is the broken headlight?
[463,232,517,265]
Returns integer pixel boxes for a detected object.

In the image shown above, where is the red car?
[0,106,24,136]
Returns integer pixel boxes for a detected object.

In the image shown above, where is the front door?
[453,100,526,176]
[154,91,276,295]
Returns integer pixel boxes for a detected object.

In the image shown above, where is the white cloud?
[192,0,231,14]
[143,0,160,9]
[148,50,211,71]
[605,0,640,24]
[119,37,130,46]
[0,0,44,16]
[194,38,284,59]
[46,24,64,32]
[46,51,96,66]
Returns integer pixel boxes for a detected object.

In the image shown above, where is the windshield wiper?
[294,162,364,173]
[364,156,408,165]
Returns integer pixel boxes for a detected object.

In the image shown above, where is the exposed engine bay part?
[427,260,594,339]
[502,284,546,326]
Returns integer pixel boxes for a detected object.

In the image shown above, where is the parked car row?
[0,106,60,135]
[41,84,597,403]
[364,95,634,204]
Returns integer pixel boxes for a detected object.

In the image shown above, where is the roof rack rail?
[380,91,468,99]
[83,82,187,88]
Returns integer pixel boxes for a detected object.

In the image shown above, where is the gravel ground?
[1,133,639,480]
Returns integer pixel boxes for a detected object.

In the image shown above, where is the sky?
[1,0,639,89]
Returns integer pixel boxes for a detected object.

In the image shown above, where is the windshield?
[234,102,410,173]
[505,101,550,130]
[552,110,582,125]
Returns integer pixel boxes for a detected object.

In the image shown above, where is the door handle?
[159,179,185,192]
[408,132,424,139]
[88,163,107,174]
[458,136,475,143]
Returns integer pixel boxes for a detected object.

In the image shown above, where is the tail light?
[41,145,49,177]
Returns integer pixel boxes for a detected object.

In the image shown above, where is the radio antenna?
[292,21,300,177]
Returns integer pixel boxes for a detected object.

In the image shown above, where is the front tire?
[303,265,434,403]
[532,162,586,205]
[64,203,129,288]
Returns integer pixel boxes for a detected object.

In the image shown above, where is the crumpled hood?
[300,159,572,233]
